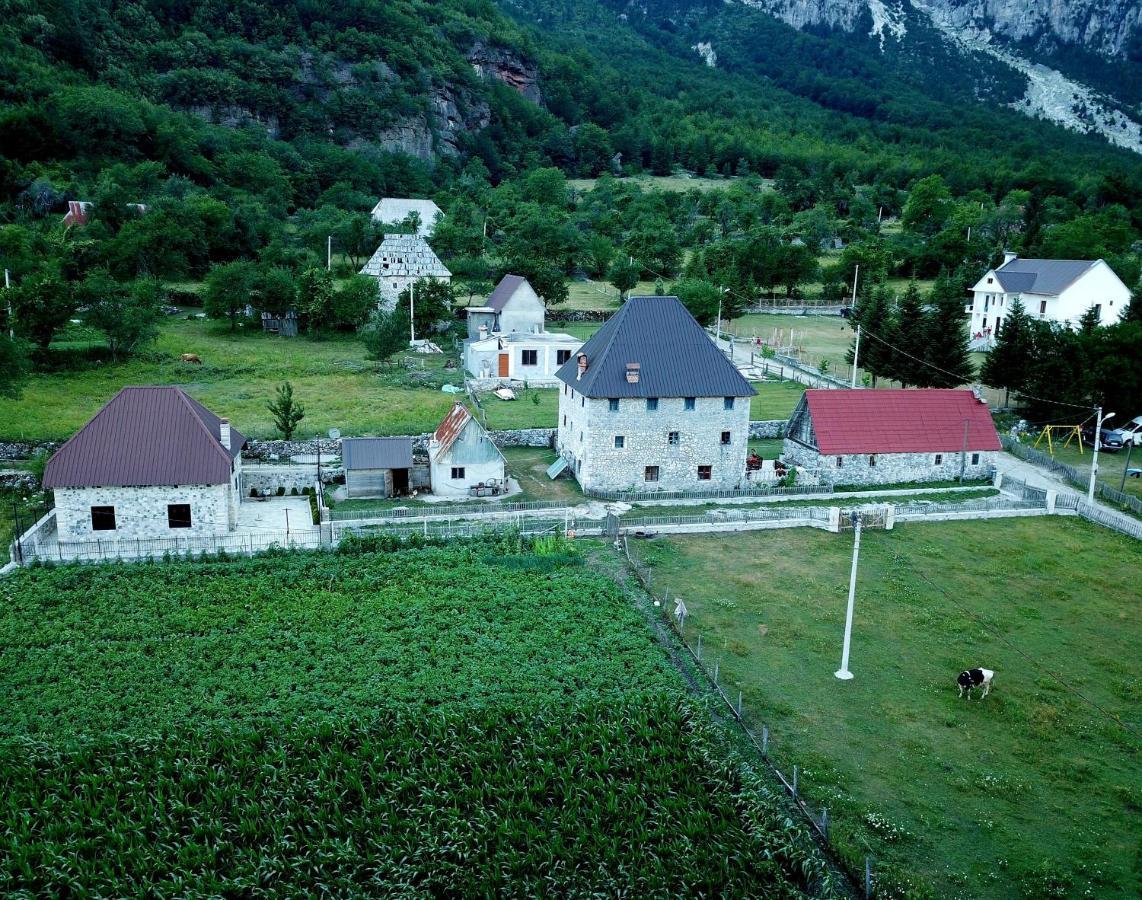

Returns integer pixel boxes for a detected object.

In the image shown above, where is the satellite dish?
[328,428,341,440]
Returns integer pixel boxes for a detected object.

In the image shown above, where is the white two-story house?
[555,295,756,494]
[969,254,1128,346]
[464,275,582,385]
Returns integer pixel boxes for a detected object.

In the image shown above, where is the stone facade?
[558,388,751,492]
[782,440,997,486]
[359,233,451,311]
[54,483,236,542]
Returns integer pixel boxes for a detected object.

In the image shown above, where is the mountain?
[594,0,1142,153]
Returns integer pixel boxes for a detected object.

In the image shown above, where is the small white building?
[42,387,245,542]
[463,275,582,385]
[555,295,755,494]
[969,254,1128,345]
[360,233,451,311]
[428,403,506,497]
[369,198,443,237]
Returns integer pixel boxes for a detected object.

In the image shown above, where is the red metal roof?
[432,402,472,458]
[43,386,245,488]
[803,389,1001,455]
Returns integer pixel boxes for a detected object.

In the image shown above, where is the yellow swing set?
[1033,424,1084,455]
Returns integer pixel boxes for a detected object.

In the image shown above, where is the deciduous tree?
[268,381,305,440]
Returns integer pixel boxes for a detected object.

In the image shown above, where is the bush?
[290,486,299,496]
[275,485,286,496]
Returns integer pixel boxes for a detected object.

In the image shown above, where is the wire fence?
[893,496,1046,517]
[619,536,873,898]
[1074,500,1142,540]
[1002,436,1142,518]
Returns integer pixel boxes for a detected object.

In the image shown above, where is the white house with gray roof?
[463,275,582,385]
[969,254,1128,345]
[360,234,451,311]
[555,295,755,494]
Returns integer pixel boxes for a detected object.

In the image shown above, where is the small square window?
[90,506,116,531]
[723,397,734,410]
[614,435,625,449]
[869,455,877,466]
[557,349,572,364]
[836,457,844,468]
[644,465,660,483]
[684,397,696,411]
[521,349,538,366]
[167,503,192,529]
[581,397,585,407]
[971,453,980,465]
[562,414,566,426]
[609,399,619,412]
[934,454,943,465]
[667,431,680,446]
[697,465,712,481]
[451,467,466,479]
[646,398,658,411]
[721,431,731,446]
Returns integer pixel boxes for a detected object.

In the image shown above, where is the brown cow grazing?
[180,353,203,364]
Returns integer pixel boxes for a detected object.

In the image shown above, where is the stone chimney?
[625,362,640,384]
[219,418,231,450]
[576,352,588,380]
[1002,250,1017,266]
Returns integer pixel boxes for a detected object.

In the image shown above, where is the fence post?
[696,633,701,660]
[792,764,798,801]
[820,808,828,842]
[737,690,742,718]
[865,857,872,898]
[762,725,768,757]
[713,660,719,685]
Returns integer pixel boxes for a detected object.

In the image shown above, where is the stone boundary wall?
[547,309,612,323]
[0,472,39,490]
[749,420,785,439]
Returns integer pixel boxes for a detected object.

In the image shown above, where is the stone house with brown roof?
[428,403,505,497]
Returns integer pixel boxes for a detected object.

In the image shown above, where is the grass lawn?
[628,518,1142,898]
[1029,438,1142,502]
[567,174,755,194]
[749,379,805,420]
[0,542,833,895]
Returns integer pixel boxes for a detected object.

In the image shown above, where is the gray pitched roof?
[485,275,527,312]
[360,234,450,279]
[342,437,413,470]
[43,387,245,489]
[994,258,1098,295]
[555,295,756,399]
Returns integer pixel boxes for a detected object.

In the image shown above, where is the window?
[614,435,625,449]
[986,277,993,284]
[934,454,943,465]
[971,453,980,465]
[667,431,680,446]
[869,455,877,466]
[684,397,696,411]
[581,397,585,407]
[451,467,466,479]
[697,465,712,481]
[644,466,660,483]
[724,397,735,410]
[521,349,538,366]
[167,503,192,529]
[836,457,844,468]
[609,398,619,412]
[720,431,731,446]
[557,349,572,365]
[646,398,659,411]
[562,414,566,426]
[1039,300,1047,315]
[90,506,116,531]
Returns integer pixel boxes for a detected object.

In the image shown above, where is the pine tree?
[886,280,927,388]
[268,381,306,440]
[1125,278,1142,323]
[846,282,892,386]
[922,271,975,388]
[980,297,1035,407]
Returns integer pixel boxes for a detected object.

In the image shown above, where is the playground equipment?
[1033,424,1083,455]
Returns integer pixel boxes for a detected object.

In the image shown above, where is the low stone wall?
[244,438,341,461]
[749,420,786,439]
[0,472,39,490]
[0,442,59,461]
[241,467,331,495]
[547,309,612,323]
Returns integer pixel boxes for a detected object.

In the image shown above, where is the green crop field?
[0,539,834,895]
[627,518,1142,899]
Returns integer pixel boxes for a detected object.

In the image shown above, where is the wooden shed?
[261,310,299,337]
[342,437,414,498]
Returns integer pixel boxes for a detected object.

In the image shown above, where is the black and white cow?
[957,668,994,699]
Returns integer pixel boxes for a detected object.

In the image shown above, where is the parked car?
[1114,415,1142,447]
[1081,422,1124,452]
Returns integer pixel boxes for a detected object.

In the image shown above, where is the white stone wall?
[429,456,504,496]
[465,339,579,385]
[497,283,545,334]
[782,440,997,486]
[558,388,751,492]
[1054,262,1128,326]
[54,483,235,542]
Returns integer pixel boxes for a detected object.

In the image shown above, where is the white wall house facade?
[360,234,451,311]
[429,404,506,497]
[464,276,581,386]
[970,255,1128,346]
[42,387,246,544]
[369,198,443,237]
[555,295,755,494]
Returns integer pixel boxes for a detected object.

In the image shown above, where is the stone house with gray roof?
[969,254,1128,345]
[555,295,755,493]
[360,233,451,311]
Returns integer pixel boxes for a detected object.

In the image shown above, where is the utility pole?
[835,512,861,681]
[409,280,416,346]
[4,269,12,339]
[850,325,861,389]
[959,419,970,483]
[326,235,332,270]
[851,264,859,306]
[1120,439,1135,494]
[1088,407,1115,502]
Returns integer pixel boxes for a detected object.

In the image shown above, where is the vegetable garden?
[0,537,834,895]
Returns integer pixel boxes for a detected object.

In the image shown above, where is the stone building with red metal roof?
[783,388,1000,486]
[43,386,246,541]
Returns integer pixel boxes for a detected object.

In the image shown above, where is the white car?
[1113,416,1142,447]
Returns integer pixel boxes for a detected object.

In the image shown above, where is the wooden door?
[498,353,509,377]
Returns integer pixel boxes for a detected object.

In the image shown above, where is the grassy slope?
[628,518,1142,898]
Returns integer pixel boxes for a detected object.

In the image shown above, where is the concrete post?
[1045,490,1057,514]
[884,504,895,530]
[993,471,1004,490]
[828,506,841,533]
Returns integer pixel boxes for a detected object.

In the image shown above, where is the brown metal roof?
[432,403,473,459]
[43,386,245,488]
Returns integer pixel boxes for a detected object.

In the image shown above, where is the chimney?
[576,353,588,380]
[478,324,488,340]
[625,362,640,384]
[1002,250,1017,266]
[219,418,231,450]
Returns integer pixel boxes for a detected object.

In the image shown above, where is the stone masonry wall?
[783,440,998,486]
[54,484,233,542]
